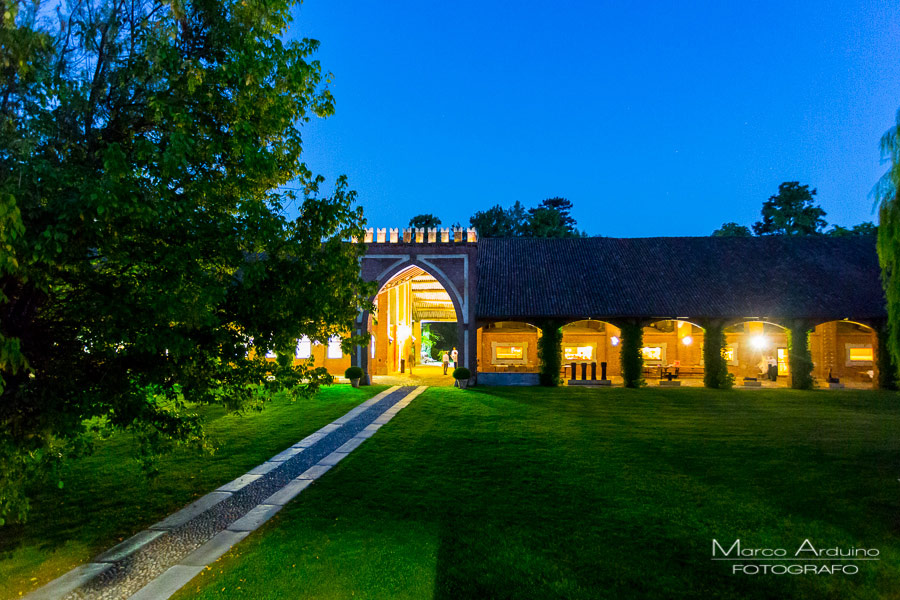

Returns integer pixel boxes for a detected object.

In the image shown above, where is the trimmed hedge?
[877,324,898,390]
[620,321,645,388]
[452,367,471,380]
[344,366,364,380]
[537,320,563,386]
[702,321,734,389]
[787,323,814,390]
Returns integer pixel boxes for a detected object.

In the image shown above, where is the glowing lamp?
[397,324,412,343]
[751,335,768,350]
[610,336,620,346]
[682,336,693,346]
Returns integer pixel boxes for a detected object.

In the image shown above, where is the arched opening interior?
[476,321,542,374]
[810,320,877,387]
[561,320,621,379]
[369,266,459,377]
[641,320,706,380]
[723,321,789,382]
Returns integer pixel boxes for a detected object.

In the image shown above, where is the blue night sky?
[288,1,900,237]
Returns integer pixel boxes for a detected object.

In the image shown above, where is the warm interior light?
[610,336,620,346]
[397,324,412,343]
[682,336,693,346]
[751,335,768,350]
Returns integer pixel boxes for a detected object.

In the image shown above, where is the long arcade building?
[312,228,888,387]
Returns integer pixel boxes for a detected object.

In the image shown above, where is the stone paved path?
[25,385,426,600]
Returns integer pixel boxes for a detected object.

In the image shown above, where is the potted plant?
[452,367,471,389]
[345,366,364,388]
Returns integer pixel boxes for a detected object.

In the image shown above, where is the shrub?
[452,367,471,380]
[702,321,734,389]
[787,323,814,390]
[877,324,898,390]
[620,321,646,388]
[344,366,364,380]
[538,320,563,386]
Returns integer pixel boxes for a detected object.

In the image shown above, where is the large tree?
[876,108,900,383]
[0,0,371,522]
[408,214,441,229]
[469,201,528,237]
[712,222,752,237]
[470,198,584,238]
[752,182,827,236]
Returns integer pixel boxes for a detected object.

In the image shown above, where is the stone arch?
[722,320,790,382]
[476,321,543,380]
[808,319,877,387]
[358,261,463,377]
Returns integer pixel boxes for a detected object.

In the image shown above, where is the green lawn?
[0,385,387,598]
[174,387,900,600]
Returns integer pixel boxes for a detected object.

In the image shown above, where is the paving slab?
[150,491,232,530]
[179,530,250,567]
[216,473,263,493]
[319,451,349,467]
[95,529,166,563]
[25,563,111,600]
[298,464,333,480]
[247,461,282,476]
[227,504,282,532]
[336,436,367,453]
[127,565,205,600]
[293,432,327,448]
[263,478,313,506]
[268,446,303,462]
[356,423,382,439]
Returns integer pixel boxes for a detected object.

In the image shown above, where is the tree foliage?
[787,323,815,390]
[470,198,584,238]
[752,182,827,236]
[876,108,900,383]
[408,214,441,229]
[827,222,877,237]
[0,0,371,522]
[537,320,563,386]
[469,201,528,238]
[701,321,734,389]
[619,322,645,388]
[712,222,752,237]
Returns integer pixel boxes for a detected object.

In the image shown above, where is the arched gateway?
[347,232,886,387]
[355,228,478,381]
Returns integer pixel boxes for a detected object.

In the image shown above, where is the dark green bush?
[702,321,734,389]
[452,367,471,380]
[877,324,898,390]
[344,366,364,380]
[620,322,645,388]
[787,323,814,390]
[538,320,563,386]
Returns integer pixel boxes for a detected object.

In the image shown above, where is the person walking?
[407,341,416,376]
[450,347,459,369]
[442,352,450,375]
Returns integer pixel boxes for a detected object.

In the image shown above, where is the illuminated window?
[491,341,529,365]
[721,347,734,362]
[296,336,311,359]
[777,347,790,375]
[496,346,524,360]
[371,335,376,359]
[327,336,343,359]
[641,347,663,362]
[849,347,874,362]
[564,345,594,361]
[265,349,277,359]
[846,344,874,365]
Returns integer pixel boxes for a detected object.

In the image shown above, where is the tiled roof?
[475,236,886,322]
